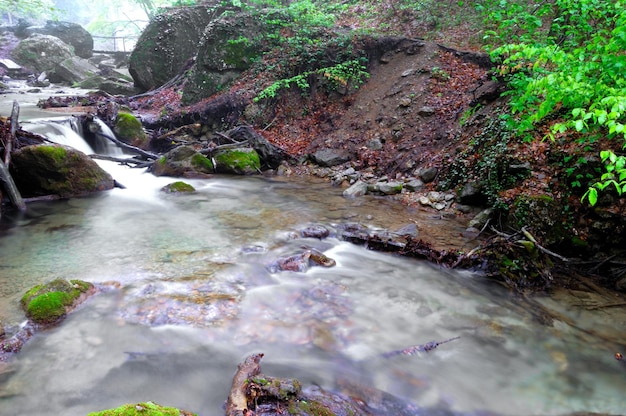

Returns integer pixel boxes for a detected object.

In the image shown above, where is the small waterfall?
[23,117,96,155]
[21,116,123,156]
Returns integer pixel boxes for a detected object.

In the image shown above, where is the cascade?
[21,116,123,156]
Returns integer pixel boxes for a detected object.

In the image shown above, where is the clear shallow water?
[0,111,624,415]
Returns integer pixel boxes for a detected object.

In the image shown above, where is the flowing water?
[0,96,625,416]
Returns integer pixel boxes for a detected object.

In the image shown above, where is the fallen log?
[95,131,159,160]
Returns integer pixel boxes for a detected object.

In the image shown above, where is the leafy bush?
[477,0,626,204]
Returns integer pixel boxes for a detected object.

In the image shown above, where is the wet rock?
[129,6,219,91]
[270,249,336,273]
[418,191,454,210]
[152,145,213,177]
[114,111,148,148]
[21,21,93,58]
[369,180,403,195]
[300,224,330,239]
[161,181,195,194]
[21,279,95,325]
[310,148,352,167]
[214,147,261,175]
[11,34,73,73]
[225,125,289,170]
[10,144,115,198]
[88,401,196,416]
[343,180,368,197]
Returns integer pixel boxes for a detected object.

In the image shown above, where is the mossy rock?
[10,144,115,198]
[161,181,196,194]
[214,148,260,175]
[114,111,148,148]
[151,146,214,177]
[88,401,197,416]
[21,279,94,324]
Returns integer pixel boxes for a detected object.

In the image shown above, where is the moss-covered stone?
[214,148,260,175]
[88,401,197,416]
[161,181,196,193]
[10,144,114,198]
[151,146,214,177]
[115,111,148,148]
[21,279,94,324]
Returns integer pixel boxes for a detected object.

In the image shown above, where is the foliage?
[582,150,626,205]
[254,58,369,101]
[0,0,56,23]
[477,0,626,204]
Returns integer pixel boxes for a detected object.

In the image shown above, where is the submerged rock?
[10,144,115,198]
[161,181,195,194]
[21,279,95,325]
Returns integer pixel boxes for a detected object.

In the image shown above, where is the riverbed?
[0,88,625,415]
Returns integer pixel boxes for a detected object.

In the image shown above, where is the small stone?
[417,106,435,116]
[401,69,414,77]
[399,97,412,107]
[343,180,369,198]
[419,167,438,183]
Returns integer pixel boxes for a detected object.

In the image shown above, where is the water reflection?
[0,163,625,415]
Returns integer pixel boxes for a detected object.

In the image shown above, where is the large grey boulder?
[10,34,74,73]
[181,9,284,104]
[129,6,223,91]
[50,56,99,84]
[22,21,93,58]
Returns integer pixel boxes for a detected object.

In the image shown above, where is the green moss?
[38,145,67,165]
[215,149,260,174]
[162,181,196,193]
[25,292,71,324]
[21,279,94,324]
[191,153,214,172]
[88,401,196,416]
[115,111,148,145]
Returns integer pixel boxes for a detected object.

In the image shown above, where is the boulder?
[343,180,368,198]
[22,21,93,58]
[49,56,99,84]
[114,111,148,148]
[10,34,74,73]
[181,9,284,104]
[214,147,261,175]
[151,145,214,177]
[129,6,222,91]
[10,144,115,198]
[310,148,352,167]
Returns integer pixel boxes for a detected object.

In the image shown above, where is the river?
[0,88,624,415]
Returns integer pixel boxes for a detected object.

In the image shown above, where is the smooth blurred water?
[0,106,624,415]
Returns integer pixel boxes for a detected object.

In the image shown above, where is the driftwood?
[5,100,19,166]
[226,353,264,416]
[381,336,461,358]
[95,131,160,160]
[0,101,26,211]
